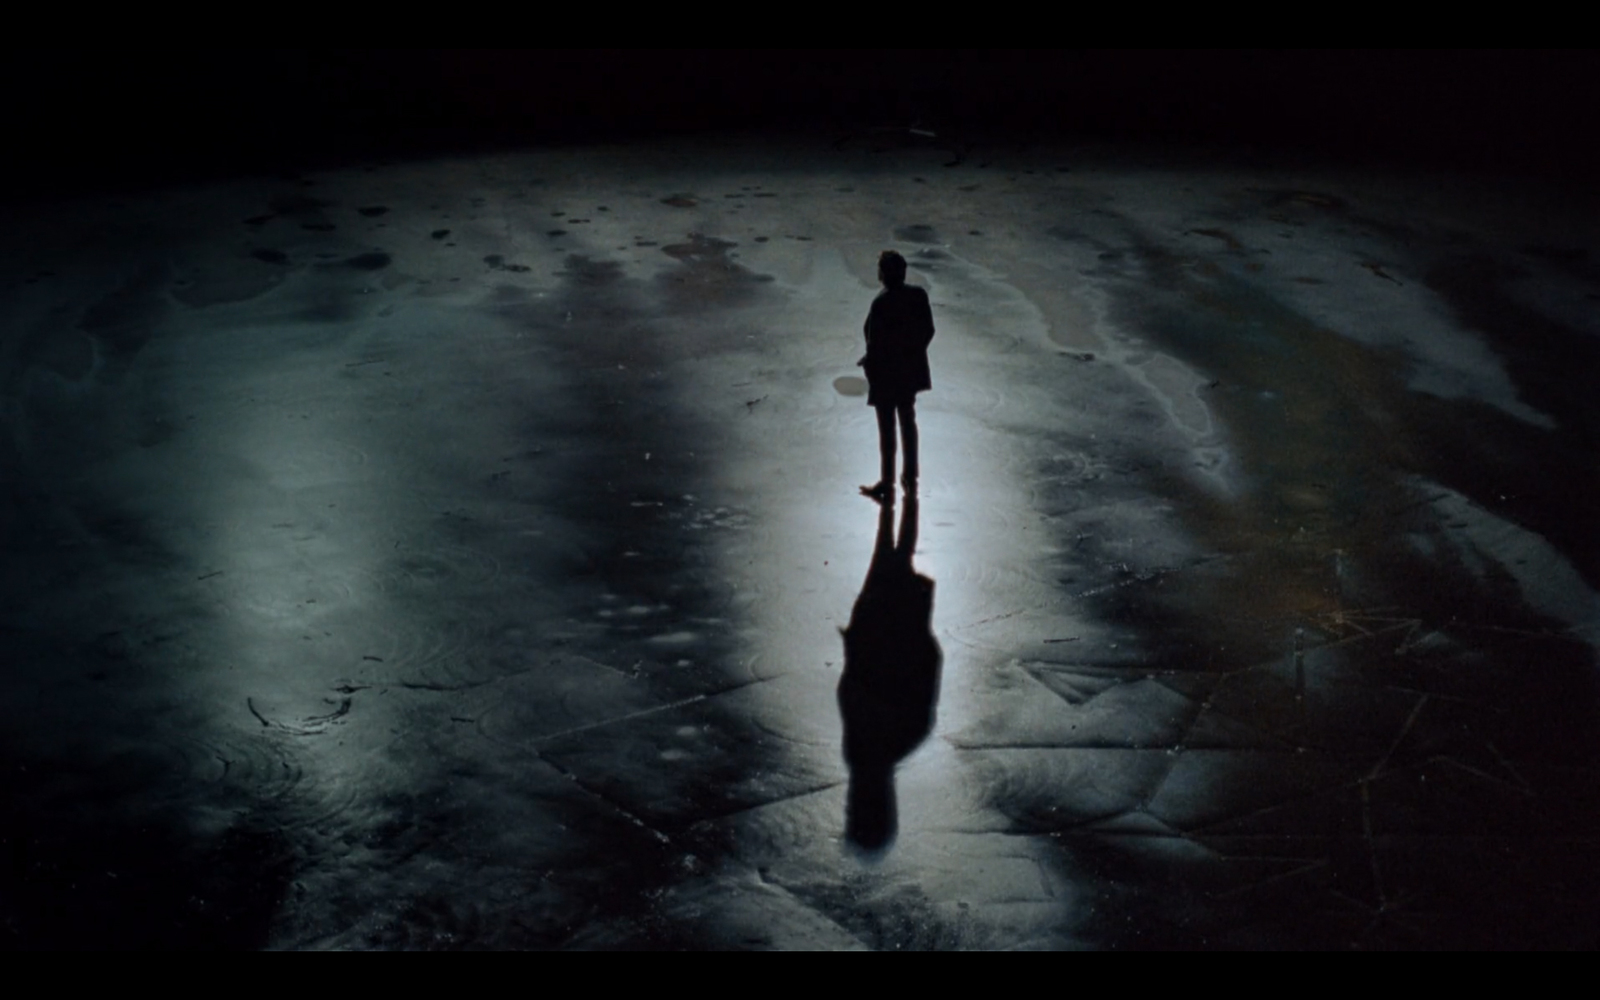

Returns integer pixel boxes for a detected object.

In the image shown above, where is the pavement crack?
[700,780,844,823]
[303,697,353,725]
[949,739,1170,752]
[530,694,708,746]
[246,694,353,736]
[398,678,495,693]
[1212,859,1331,901]
[246,697,271,728]
[1484,741,1537,797]
[1433,754,1536,798]
[1368,694,1428,782]
[531,747,674,847]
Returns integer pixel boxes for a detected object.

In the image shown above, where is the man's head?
[878,250,908,288]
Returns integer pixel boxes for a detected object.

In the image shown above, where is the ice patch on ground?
[1208,214,1557,430]
[1422,479,1600,643]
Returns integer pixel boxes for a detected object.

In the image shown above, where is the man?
[858,250,935,501]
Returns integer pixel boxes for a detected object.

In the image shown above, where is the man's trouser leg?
[875,404,897,485]
[898,402,919,484]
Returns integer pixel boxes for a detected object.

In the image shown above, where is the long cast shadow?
[838,495,943,852]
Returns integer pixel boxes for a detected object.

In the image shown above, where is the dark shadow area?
[838,496,943,852]
[3,50,1597,201]
[1419,254,1600,591]
[0,745,293,950]
[1010,217,1600,948]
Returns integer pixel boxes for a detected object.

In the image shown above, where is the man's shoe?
[859,481,895,502]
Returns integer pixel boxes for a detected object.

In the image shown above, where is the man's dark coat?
[862,284,935,408]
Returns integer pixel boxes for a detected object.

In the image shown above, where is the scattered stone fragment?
[1189,228,1244,251]
[1360,261,1402,284]
[484,255,531,273]
[894,224,939,244]
[345,252,392,271]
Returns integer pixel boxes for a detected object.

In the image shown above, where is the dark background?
[3,49,1597,196]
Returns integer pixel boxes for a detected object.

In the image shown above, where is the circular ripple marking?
[384,543,503,590]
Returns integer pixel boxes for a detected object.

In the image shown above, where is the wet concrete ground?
[2,135,1597,949]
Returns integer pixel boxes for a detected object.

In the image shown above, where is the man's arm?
[860,300,877,366]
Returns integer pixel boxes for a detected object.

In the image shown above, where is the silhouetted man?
[858,250,934,500]
[838,494,942,851]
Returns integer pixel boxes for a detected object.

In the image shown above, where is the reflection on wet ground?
[839,496,942,853]
[2,138,1597,949]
